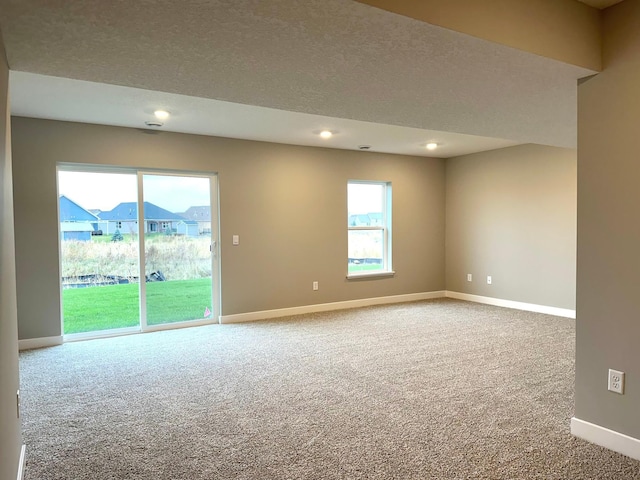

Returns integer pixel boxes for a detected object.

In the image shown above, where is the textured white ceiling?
[11,72,520,158]
[0,0,596,154]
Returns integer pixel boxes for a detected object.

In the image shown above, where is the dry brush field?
[61,235,212,285]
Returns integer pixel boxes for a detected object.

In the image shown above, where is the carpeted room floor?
[19,299,640,479]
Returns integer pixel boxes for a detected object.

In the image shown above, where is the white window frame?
[347,180,393,279]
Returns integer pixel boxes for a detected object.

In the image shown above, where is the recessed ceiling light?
[426,142,438,151]
[154,110,170,120]
[320,130,333,139]
[145,120,163,127]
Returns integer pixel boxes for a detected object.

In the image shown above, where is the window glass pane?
[58,170,140,334]
[142,174,213,327]
[348,230,383,273]
[348,183,383,226]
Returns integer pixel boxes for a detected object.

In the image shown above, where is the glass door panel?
[141,174,214,327]
[58,170,140,335]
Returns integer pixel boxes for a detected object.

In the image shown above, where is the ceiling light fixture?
[145,120,163,127]
[426,142,438,151]
[320,130,333,139]
[154,109,170,120]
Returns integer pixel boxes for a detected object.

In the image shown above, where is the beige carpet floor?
[19,299,640,479]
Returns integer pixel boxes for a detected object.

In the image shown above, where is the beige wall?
[445,144,577,309]
[0,31,23,480]
[576,0,640,439]
[11,117,446,340]
[355,0,602,71]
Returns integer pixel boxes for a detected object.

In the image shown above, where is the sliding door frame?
[138,170,221,333]
[58,163,221,342]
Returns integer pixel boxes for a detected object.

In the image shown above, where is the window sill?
[346,270,395,280]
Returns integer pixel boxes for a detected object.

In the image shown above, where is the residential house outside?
[368,212,383,226]
[99,201,187,235]
[58,195,100,241]
[348,214,371,226]
[348,213,382,227]
[176,220,199,237]
[178,205,211,235]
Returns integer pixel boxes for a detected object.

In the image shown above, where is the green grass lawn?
[62,278,213,334]
[348,263,383,273]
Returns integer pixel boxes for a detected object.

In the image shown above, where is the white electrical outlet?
[487,276,492,285]
[467,274,472,282]
[313,281,319,291]
[608,369,625,394]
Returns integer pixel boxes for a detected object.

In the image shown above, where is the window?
[347,181,392,277]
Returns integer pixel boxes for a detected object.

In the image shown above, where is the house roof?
[349,214,372,225]
[59,195,99,222]
[179,206,211,222]
[98,202,186,221]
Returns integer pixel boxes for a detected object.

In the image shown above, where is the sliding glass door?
[141,173,215,327]
[58,170,140,335]
[58,167,219,337]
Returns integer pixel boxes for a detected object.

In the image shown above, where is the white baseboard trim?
[571,417,640,461]
[19,292,574,343]
[445,291,576,319]
[220,291,446,324]
[18,336,63,351]
[17,444,26,480]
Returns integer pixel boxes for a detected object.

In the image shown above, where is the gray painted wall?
[576,0,640,440]
[11,117,446,340]
[0,32,23,480]
[7,0,640,465]
[445,144,577,310]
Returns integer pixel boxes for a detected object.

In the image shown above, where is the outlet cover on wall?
[467,274,472,282]
[487,276,492,285]
[608,369,625,394]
